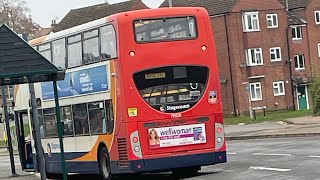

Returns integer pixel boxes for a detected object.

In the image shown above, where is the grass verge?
[224,109,313,125]
[0,140,6,148]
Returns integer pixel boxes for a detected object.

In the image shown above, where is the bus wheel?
[99,147,112,180]
[172,166,200,178]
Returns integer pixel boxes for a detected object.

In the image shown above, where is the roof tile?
[55,0,148,32]
[278,0,311,10]
[160,0,239,16]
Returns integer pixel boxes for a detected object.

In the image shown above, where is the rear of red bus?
[114,7,226,174]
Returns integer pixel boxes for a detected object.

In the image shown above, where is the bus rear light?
[201,45,207,51]
[216,137,222,143]
[130,51,135,57]
[133,137,139,143]
[215,123,225,151]
[216,127,223,134]
[130,131,143,159]
[134,146,140,152]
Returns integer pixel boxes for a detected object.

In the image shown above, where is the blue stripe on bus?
[46,161,99,174]
[129,151,227,173]
[43,152,88,161]
[45,151,226,174]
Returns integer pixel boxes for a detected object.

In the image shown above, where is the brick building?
[50,0,320,116]
[278,0,320,111]
[161,0,296,115]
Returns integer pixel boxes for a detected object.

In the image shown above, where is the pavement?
[225,115,320,140]
[0,115,319,179]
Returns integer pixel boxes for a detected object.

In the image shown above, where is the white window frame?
[294,54,305,70]
[318,43,320,57]
[273,81,285,96]
[243,12,260,32]
[292,26,302,40]
[246,48,263,66]
[270,47,282,62]
[266,14,278,28]
[249,82,262,101]
[315,10,320,25]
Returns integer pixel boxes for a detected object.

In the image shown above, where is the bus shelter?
[0,24,67,180]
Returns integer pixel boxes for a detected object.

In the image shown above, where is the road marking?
[227,152,237,155]
[253,153,292,156]
[249,166,291,172]
[309,156,320,158]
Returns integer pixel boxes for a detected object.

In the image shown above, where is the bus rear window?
[133,66,208,113]
[134,16,197,43]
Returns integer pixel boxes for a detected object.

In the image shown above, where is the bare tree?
[0,0,40,37]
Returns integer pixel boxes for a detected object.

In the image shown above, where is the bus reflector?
[133,137,139,143]
[201,45,207,51]
[130,51,135,57]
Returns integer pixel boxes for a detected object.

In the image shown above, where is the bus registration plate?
[148,123,206,149]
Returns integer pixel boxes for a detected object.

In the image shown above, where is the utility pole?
[168,0,172,7]
[242,82,253,119]
[1,86,18,177]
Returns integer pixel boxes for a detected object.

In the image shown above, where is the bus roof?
[30,17,111,45]
[30,7,207,46]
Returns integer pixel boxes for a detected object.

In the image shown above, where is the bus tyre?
[99,147,112,180]
[172,166,200,178]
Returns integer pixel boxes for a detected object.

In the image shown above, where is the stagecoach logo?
[160,104,191,112]
[160,105,166,112]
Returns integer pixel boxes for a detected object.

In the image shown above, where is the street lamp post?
[242,82,254,119]
[169,0,172,7]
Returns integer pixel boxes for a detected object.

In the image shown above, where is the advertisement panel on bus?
[41,65,108,100]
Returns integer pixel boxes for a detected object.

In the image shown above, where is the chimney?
[51,19,58,29]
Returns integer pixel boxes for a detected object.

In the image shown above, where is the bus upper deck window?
[134,16,197,43]
[100,25,117,60]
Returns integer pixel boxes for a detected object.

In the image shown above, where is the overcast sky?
[26,0,165,27]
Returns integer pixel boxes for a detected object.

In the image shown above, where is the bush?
[310,66,320,116]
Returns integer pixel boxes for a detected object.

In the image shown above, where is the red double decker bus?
[15,7,226,179]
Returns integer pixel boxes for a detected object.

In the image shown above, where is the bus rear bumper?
[127,151,226,173]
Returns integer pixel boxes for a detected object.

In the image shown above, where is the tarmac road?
[61,136,320,180]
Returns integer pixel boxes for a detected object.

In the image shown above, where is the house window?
[291,26,302,40]
[270,47,281,61]
[266,14,278,28]
[318,43,320,57]
[315,11,320,24]
[273,81,285,96]
[250,82,262,101]
[243,12,260,32]
[246,48,263,66]
[294,54,305,70]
